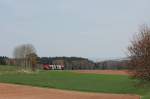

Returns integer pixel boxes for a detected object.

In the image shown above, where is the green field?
[0,65,150,99]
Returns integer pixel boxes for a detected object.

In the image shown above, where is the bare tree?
[26,53,38,71]
[13,44,37,71]
[128,25,150,81]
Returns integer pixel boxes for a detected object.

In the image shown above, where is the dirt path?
[0,83,139,99]
[73,70,129,75]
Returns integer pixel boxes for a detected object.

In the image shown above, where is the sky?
[0,0,150,59]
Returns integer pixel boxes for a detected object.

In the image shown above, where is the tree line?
[39,57,95,70]
[4,56,128,70]
[0,56,8,65]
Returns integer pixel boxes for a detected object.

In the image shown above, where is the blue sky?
[0,0,150,59]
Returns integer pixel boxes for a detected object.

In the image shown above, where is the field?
[0,83,139,99]
[0,65,150,99]
[73,70,129,75]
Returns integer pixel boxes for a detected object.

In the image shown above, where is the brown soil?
[73,70,129,75]
[0,83,140,99]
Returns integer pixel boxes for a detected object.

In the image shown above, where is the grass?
[0,65,18,73]
[0,65,150,99]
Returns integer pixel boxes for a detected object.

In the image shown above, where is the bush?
[128,25,150,81]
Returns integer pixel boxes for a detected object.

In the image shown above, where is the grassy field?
[0,65,150,99]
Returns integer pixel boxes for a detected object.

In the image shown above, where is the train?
[43,64,64,70]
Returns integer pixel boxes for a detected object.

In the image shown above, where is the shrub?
[128,25,150,81]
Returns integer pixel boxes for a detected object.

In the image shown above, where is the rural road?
[0,83,140,99]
